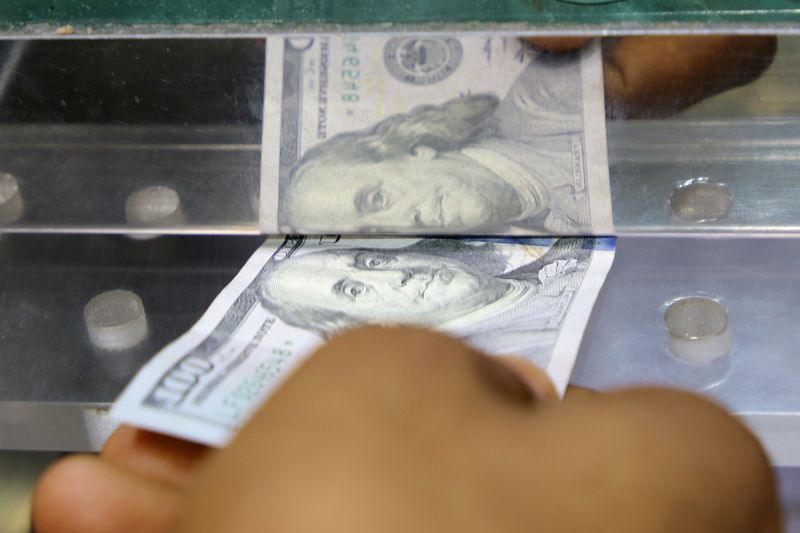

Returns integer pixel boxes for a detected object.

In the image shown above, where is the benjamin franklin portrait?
[279,49,591,234]
[256,238,592,367]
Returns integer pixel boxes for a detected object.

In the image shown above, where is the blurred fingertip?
[496,356,558,402]
[522,37,593,53]
[33,455,102,531]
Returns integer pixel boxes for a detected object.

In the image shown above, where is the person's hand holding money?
[33,326,780,533]
[527,35,777,118]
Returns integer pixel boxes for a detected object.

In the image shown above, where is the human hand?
[526,35,777,118]
[34,326,780,533]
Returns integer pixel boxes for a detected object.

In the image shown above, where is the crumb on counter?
[54,24,76,35]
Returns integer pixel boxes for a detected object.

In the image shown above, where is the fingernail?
[475,355,556,405]
[496,356,558,403]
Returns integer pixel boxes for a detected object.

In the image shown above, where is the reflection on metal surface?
[571,237,800,465]
[81,406,119,449]
[0,42,28,107]
[0,451,60,533]
[125,185,184,240]
[608,118,800,232]
[0,235,264,449]
[0,38,263,234]
[658,341,732,391]
[84,289,149,351]
[0,171,23,224]
[0,235,794,463]
[0,34,798,469]
[0,235,264,402]
[125,186,183,226]
[670,178,732,223]
[0,125,261,233]
[0,401,117,451]
[664,296,731,363]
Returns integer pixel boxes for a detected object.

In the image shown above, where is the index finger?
[523,37,593,53]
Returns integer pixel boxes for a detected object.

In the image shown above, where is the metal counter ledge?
[0,234,797,465]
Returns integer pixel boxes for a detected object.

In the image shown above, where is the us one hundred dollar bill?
[112,237,616,446]
[261,34,612,236]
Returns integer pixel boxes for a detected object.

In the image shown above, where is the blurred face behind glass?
[262,248,510,326]
[285,147,525,233]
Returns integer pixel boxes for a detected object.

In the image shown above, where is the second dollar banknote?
[113,237,615,446]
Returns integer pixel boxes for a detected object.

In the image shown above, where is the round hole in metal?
[664,296,730,364]
[670,178,731,223]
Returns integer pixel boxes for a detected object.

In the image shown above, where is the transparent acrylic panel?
[570,236,800,465]
[0,39,264,235]
[1,35,800,235]
[0,235,798,463]
[0,235,263,404]
[608,35,800,232]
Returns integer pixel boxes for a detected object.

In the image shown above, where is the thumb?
[523,37,593,53]
[491,355,559,402]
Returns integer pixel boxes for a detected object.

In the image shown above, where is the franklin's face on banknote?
[280,95,547,233]
[113,236,614,443]
[257,243,514,334]
[284,147,526,231]
[265,35,610,235]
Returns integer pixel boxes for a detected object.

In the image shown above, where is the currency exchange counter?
[0,2,799,525]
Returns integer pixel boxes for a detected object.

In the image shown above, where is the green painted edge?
[1,0,799,31]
